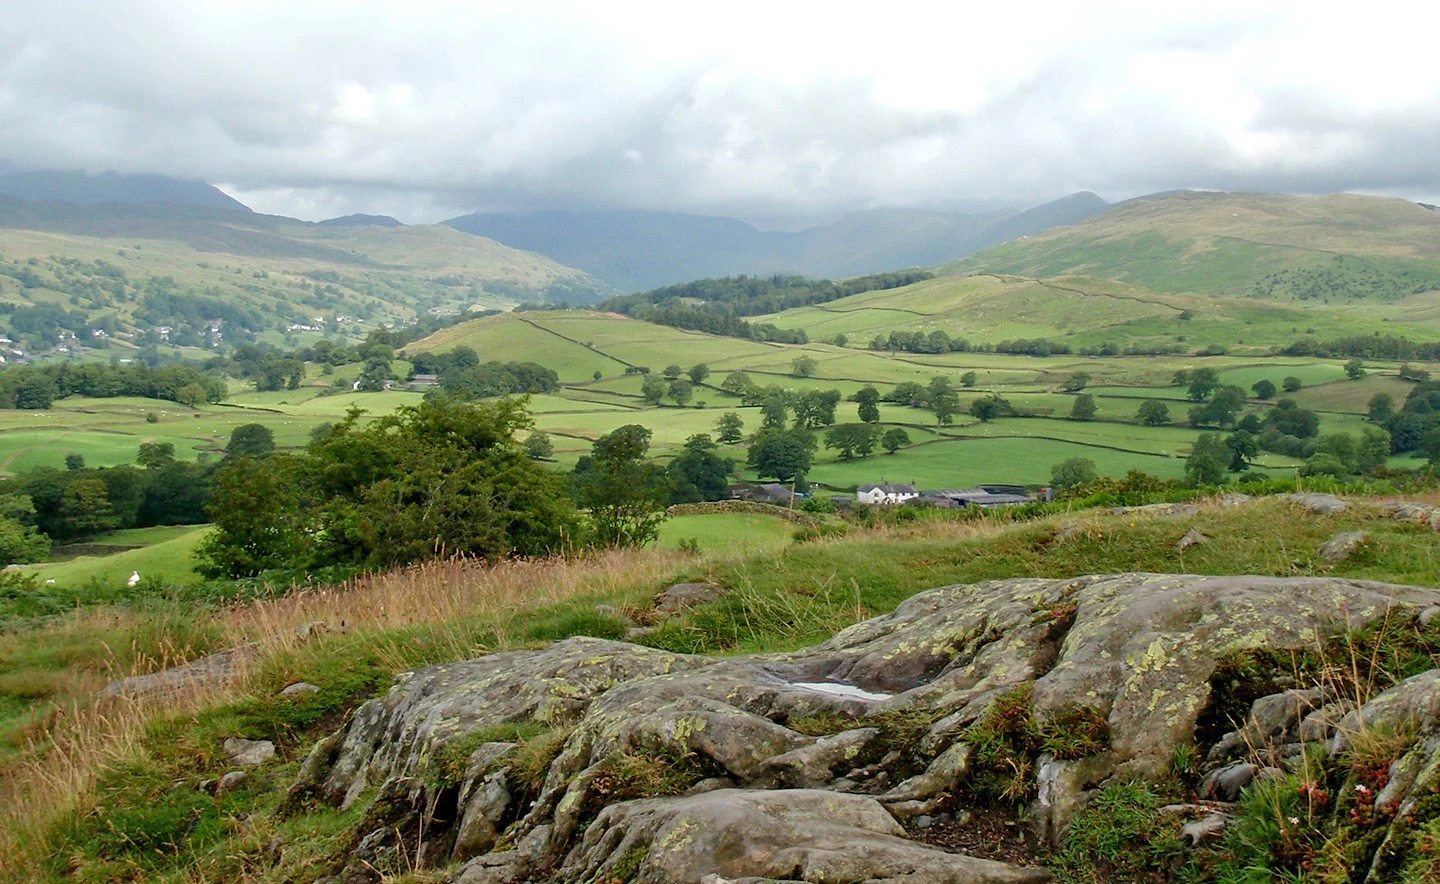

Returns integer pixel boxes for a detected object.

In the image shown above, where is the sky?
[2,1,1438,225]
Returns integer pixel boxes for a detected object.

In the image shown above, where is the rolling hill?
[960,191,1440,302]
[444,192,1111,291]
[0,169,251,212]
[0,194,609,354]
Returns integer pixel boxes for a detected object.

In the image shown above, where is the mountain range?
[443,192,1111,291]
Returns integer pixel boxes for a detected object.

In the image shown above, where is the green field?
[23,525,210,589]
[655,513,795,556]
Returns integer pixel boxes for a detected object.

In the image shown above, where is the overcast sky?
[2,1,1438,225]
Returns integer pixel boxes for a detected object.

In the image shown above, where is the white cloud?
[3,0,1439,220]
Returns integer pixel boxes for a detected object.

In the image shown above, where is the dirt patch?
[908,805,1049,867]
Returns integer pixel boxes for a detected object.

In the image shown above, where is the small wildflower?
[1289,816,1300,825]
[1356,784,1371,794]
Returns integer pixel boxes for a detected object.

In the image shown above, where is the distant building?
[856,483,919,506]
[407,374,440,390]
[915,485,1035,508]
[730,482,801,507]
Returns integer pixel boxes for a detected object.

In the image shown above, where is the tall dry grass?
[0,546,684,876]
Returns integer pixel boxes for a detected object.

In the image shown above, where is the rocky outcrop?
[292,574,1440,883]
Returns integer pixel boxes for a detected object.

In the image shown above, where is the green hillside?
[959,191,1440,300]
[0,199,608,356]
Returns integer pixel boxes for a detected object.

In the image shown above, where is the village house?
[855,483,919,506]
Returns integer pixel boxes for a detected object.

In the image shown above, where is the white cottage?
[856,483,919,506]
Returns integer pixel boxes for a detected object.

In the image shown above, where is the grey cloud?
[3,2,1440,221]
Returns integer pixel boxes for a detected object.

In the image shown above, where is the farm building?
[856,483,919,505]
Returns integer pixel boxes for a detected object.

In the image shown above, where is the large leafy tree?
[855,386,881,423]
[1136,400,1171,426]
[824,423,882,460]
[747,428,816,484]
[928,376,960,425]
[199,398,580,577]
[577,424,671,548]
[227,423,276,459]
[667,434,733,504]
[715,412,744,443]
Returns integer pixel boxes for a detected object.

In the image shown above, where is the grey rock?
[1421,606,1440,628]
[1200,762,1258,801]
[295,573,1440,876]
[99,621,335,700]
[1319,531,1369,563]
[914,814,935,829]
[280,682,320,696]
[1379,501,1437,522]
[624,626,657,640]
[1219,493,1253,508]
[1110,502,1201,518]
[593,604,621,618]
[1181,813,1230,846]
[223,737,275,767]
[1284,493,1348,515]
[1176,528,1210,551]
[539,789,1049,884]
[654,581,725,614]
[216,770,248,794]
[753,727,880,789]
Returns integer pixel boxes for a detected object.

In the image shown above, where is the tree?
[1185,434,1229,486]
[1136,400,1171,426]
[14,373,57,409]
[881,427,911,454]
[64,454,85,471]
[928,376,960,425]
[887,382,928,408]
[58,477,114,539]
[1345,359,1367,380]
[1225,430,1259,472]
[663,364,683,380]
[832,333,848,348]
[715,412,744,444]
[760,392,789,430]
[666,434,733,504]
[1421,426,1440,468]
[0,515,49,564]
[970,395,1009,422]
[136,441,177,469]
[1050,457,1097,490]
[720,371,755,397]
[196,454,313,577]
[640,374,668,405]
[356,351,394,392]
[855,386,881,423]
[1263,399,1321,438]
[1357,426,1392,473]
[593,370,603,381]
[1061,372,1091,393]
[1369,393,1396,424]
[1188,386,1247,428]
[1282,376,1303,392]
[578,425,670,548]
[668,378,694,406]
[960,371,978,388]
[525,432,554,460]
[1314,433,1358,474]
[1251,379,1276,400]
[824,424,882,460]
[1070,394,1097,421]
[176,383,208,407]
[791,355,818,378]
[227,423,276,459]
[747,429,816,484]
[688,363,710,385]
[1186,368,1220,401]
[1299,454,1349,478]
[793,389,841,429]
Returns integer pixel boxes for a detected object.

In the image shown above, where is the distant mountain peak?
[317,213,405,228]
[0,168,250,212]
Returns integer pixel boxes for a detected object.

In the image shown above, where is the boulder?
[654,582,725,614]
[1200,762,1258,801]
[1176,528,1210,551]
[280,682,321,696]
[1319,531,1368,563]
[537,789,1050,884]
[1110,503,1202,518]
[224,737,275,767]
[215,770,248,795]
[291,574,1440,879]
[1284,493,1348,515]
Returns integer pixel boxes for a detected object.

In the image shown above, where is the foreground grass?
[3,490,1440,878]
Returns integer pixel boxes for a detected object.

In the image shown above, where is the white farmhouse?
[856,483,919,506]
